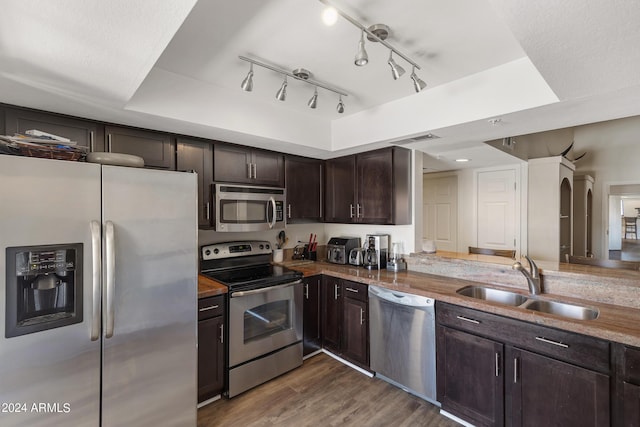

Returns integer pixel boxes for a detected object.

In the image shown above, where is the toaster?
[349,248,365,266]
[327,237,361,264]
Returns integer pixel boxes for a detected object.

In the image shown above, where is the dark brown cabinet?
[176,138,213,227]
[285,155,323,223]
[436,302,611,427]
[320,277,369,369]
[303,275,322,356]
[324,147,411,225]
[105,125,174,169]
[213,143,284,187]
[616,345,640,426]
[198,295,225,403]
[4,106,104,151]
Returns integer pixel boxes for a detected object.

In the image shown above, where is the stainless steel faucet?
[512,255,541,295]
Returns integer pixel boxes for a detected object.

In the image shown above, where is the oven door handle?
[231,279,301,297]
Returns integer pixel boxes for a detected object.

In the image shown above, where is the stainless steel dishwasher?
[369,285,438,405]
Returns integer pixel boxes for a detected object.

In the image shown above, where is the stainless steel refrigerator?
[0,155,198,426]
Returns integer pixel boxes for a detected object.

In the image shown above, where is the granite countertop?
[280,260,640,348]
[198,274,227,298]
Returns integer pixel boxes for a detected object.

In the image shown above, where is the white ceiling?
[1,0,640,168]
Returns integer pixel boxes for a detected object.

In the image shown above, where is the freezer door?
[0,156,102,427]
[100,166,198,427]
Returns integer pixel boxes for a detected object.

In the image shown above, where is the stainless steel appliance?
[369,285,438,405]
[0,155,198,426]
[200,241,303,398]
[363,234,390,270]
[213,183,285,232]
[387,242,407,272]
[348,247,365,266]
[327,237,361,264]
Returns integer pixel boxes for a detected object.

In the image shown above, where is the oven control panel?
[201,240,272,260]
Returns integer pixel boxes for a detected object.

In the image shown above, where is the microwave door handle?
[268,196,277,229]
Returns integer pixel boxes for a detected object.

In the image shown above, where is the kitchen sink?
[523,300,599,320]
[456,286,528,306]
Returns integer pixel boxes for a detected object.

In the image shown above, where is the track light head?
[388,51,405,80]
[336,96,345,114]
[308,88,318,109]
[276,76,287,101]
[411,67,427,92]
[354,30,368,66]
[240,64,254,92]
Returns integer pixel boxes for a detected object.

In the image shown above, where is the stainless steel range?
[200,241,303,398]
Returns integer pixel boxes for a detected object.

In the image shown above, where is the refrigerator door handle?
[105,220,115,339]
[90,221,102,341]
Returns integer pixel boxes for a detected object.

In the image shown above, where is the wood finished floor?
[198,353,459,427]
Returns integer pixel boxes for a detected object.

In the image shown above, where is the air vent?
[394,133,440,145]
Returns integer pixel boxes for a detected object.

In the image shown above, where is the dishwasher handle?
[368,285,434,308]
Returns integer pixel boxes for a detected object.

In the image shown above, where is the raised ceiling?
[1,0,639,167]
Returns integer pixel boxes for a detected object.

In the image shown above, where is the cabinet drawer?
[198,295,224,320]
[437,302,610,373]
[342,280,367,302]
[625,346,640,384]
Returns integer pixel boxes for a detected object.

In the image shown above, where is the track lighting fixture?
[387,51,405,80]
[336,95,344,114]
[410,66,427,92]
[275,76,287,101]
[240,63,254,91]
[319,0,427,93]
[308,87,318,109]
[354,30,368,66]
[239,56,348,113]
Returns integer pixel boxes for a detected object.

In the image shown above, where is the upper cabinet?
[213,143,284,187]
[573,174,594,257]
[285,155,323,223]
[176,138,213,228]
[325,147,411,225]
[105,125,175,170]
[4,106,105,152]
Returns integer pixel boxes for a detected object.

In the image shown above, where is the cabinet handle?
[205,202,210,221]
[334,283,339,300]
[456,315,480,324]
[535,336,569,348]
[220,324,224,344]
[287,204,292,219]
[350,204,355,218]
[360,307,364,325]
[89,131,94,152]
[514,357,519,383]
[199,305,219,312]
[357,203,362,218]
[304,283,309,299]
[107,134,112,152]
[345,287,359,294]
[247,163,252,179]
[252,163,257,179]
[495,352,500,377]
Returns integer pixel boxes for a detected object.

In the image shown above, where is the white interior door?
[423,174,458,252]
[477,169,517,250]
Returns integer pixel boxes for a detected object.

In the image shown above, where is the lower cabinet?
[198,295,225,403]
[436,301,611,427]
[303,275,321,356]
[320,276,369,369]
[617,344,640,426]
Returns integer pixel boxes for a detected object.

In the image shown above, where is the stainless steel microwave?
[213,183,285,232]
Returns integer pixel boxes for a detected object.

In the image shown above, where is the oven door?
[228,281,302,367]
[214,183,285,232]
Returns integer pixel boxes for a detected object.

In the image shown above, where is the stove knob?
[265,244,270,250]
[204,249,211,256]
[213,248,219,255]
[259,244,264,250]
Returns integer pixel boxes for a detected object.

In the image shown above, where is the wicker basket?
[18,143,86,161]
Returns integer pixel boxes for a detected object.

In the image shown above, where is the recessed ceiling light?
[322,7,338,26]
[455,158,470,162]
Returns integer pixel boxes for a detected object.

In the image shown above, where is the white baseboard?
[197,394,221,409]
[322,349,374,378]
[440,409,476,427]
[303,349,323,360]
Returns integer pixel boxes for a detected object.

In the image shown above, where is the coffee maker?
[363,234,389,270]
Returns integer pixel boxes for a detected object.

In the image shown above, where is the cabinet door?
[105,125,174,169]
[4,107,104,151]
[321,276,341,353]
[197,315,224,403]
[213,143,253,184]
[342,297,368,367]
[623,382,640,427]
[177,138,213,227]
[303,276,322,356]
[324,155,356,223]
[252,150,284,187]
[356,148,394,224]
[285,156,323,222]
[436,325,504,427]
[507,347,610,427]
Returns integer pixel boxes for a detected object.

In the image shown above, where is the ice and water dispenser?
[5,243,83,338]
